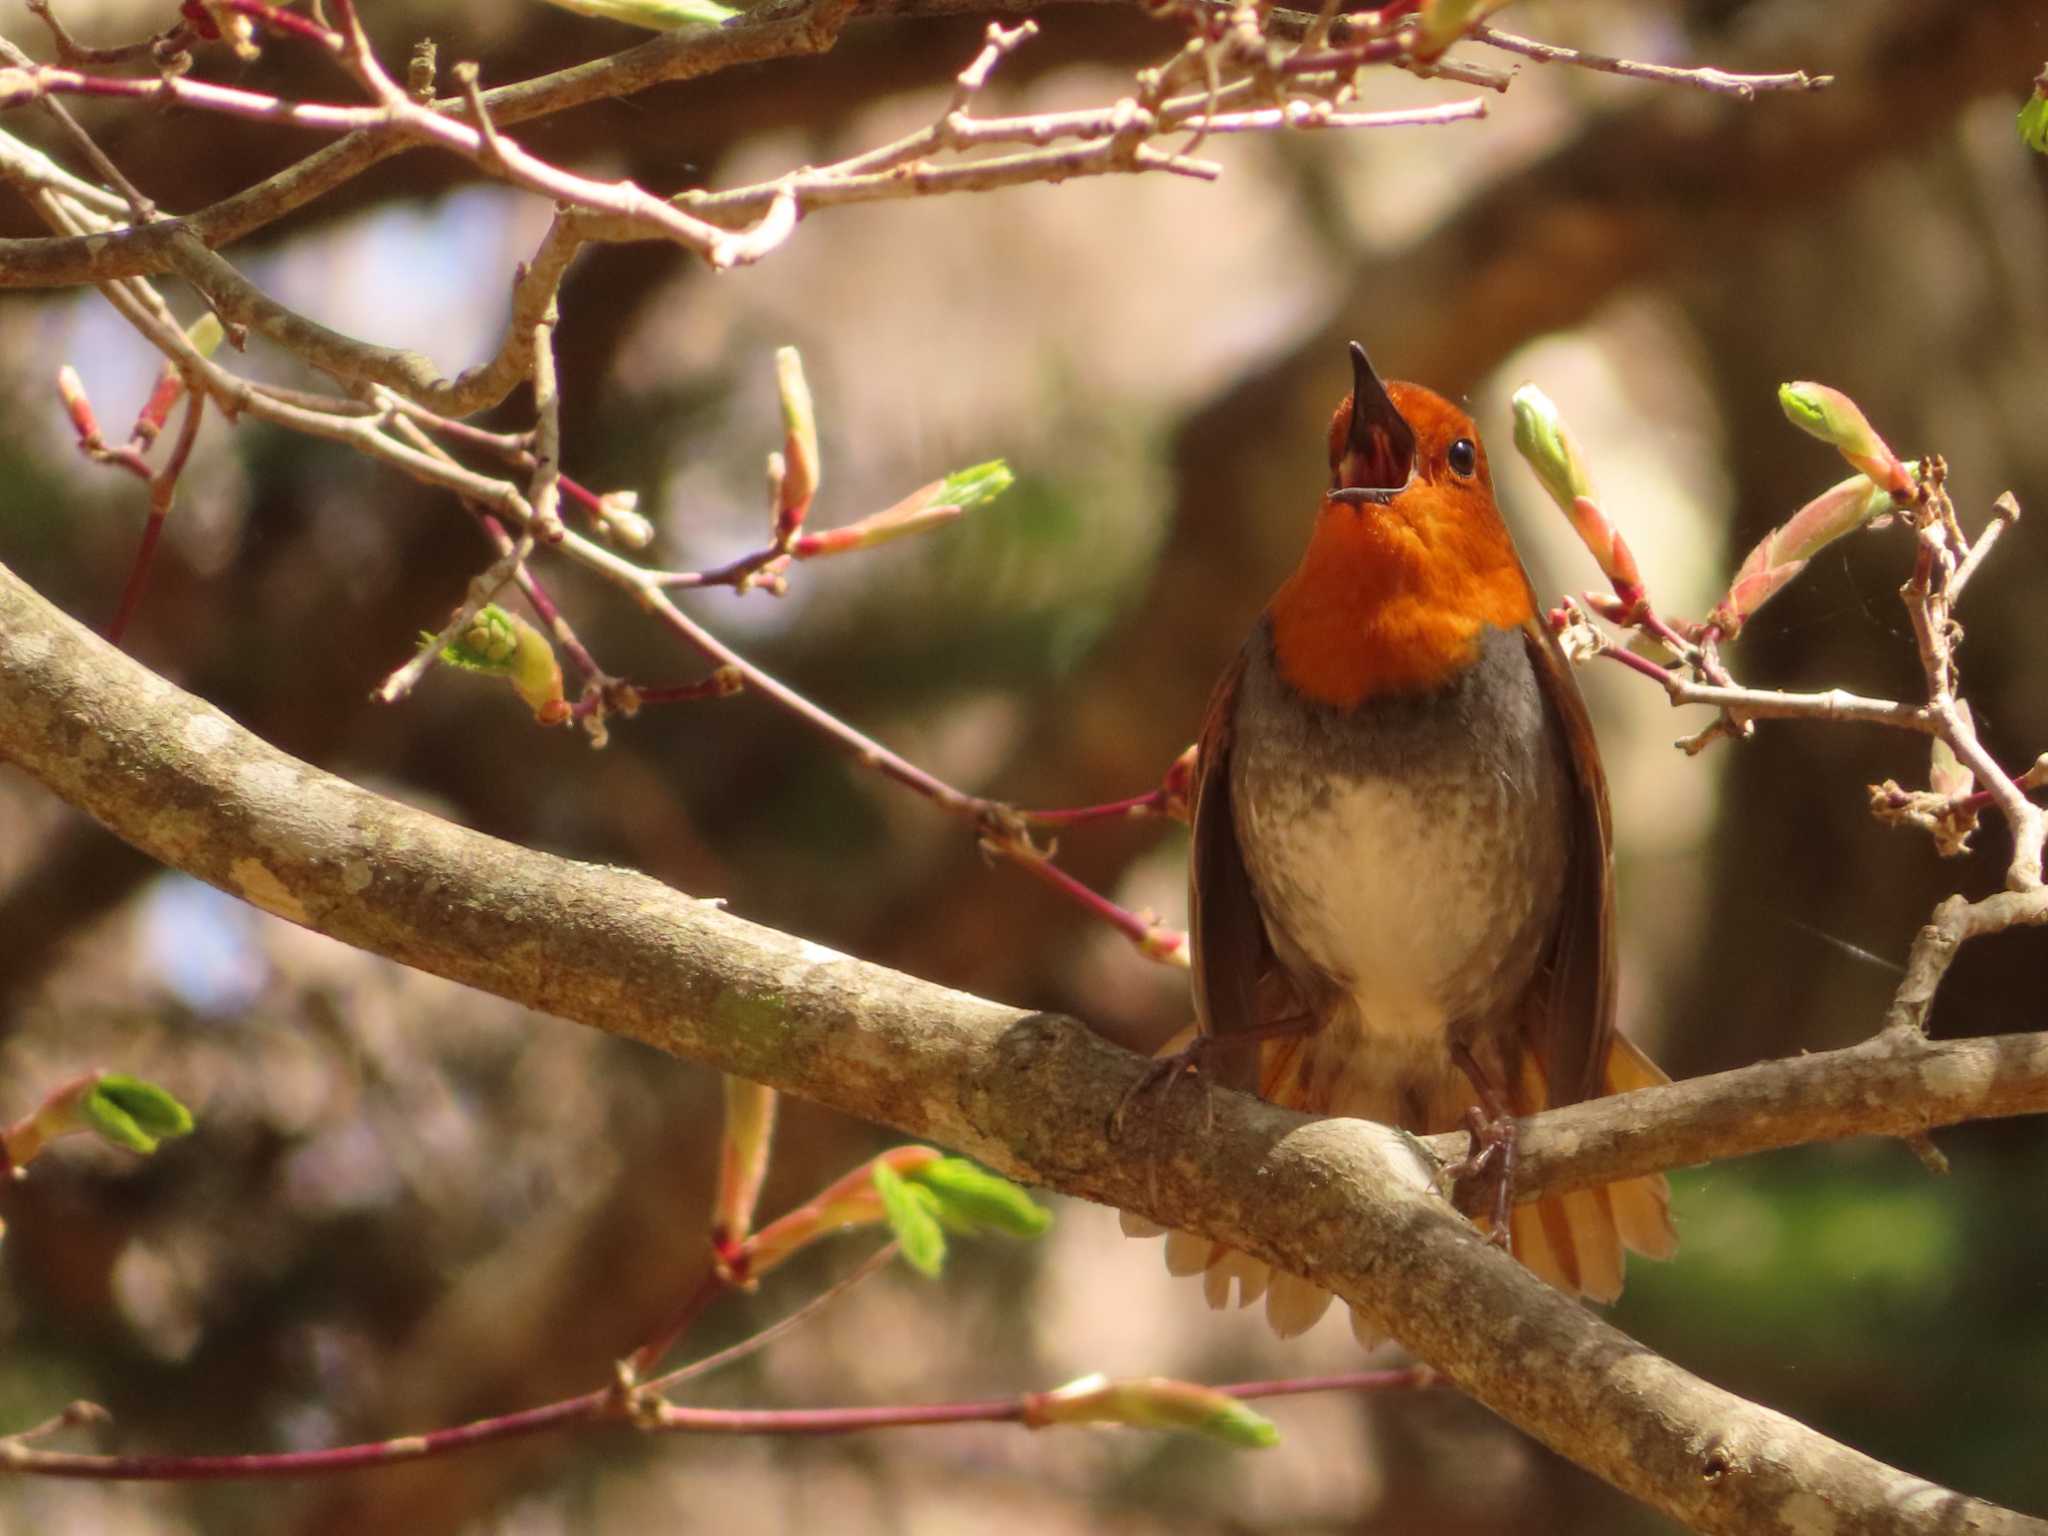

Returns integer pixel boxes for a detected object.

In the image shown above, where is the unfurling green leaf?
[1510,385,1593,512]
[1777,382,1914,497]
[788,460,1011,558]
[2019,76,2048,155]
[931,460,1014,513]
[1509,387,1642,597]
[187,312,226,359]
[1709,469,1909,636]
[428,604,567,724]
[871,1159,947,1277]
[1412,0,1512,60]
[1033,1373,1279,1448]
[739,1146,942,1278]
[774,347,820,538]
[905,1158,1051,1238]
[533,0,739,30]
[78,1076,194,1155]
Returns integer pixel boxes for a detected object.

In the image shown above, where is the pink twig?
[397,401,619,533]
[642,1243,903,1393]
[1024,789,1177,829]
[0,62,386,134]
[210,0,345,51]
[123,389,204,638]
[0,1394,607,1481]
[55,364,206,644]
[386,359,1170,951]
[661,543,794,593]
[630,676,744,705]
[649,1364,1436,1435]
[1025,745,1198,829]
[1000,845,1187,965]
[625,1269,728,1384]
[1588,638,1677,688]
[0,1359,1433,1480]
[476,513,605,684]
[105,501,168,644]
[55,367,151,481]
[1278,37,1413,74]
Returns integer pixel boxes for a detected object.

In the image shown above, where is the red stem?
[5,1394,609,1481]
[476,512,605,683]
[657,1365,1438,1435]
[630,678,739,704]
[0,1367,1433,1480]
[1592,640,1677,688]
[1279,36,1412,73]
[106,391,203,645]
[212,0,341,48]
[556,473,612,528]
[644,594,987,815]
[626,1267,727,1380]
[1006,851,1183,959]
[1023,788,1171,828]
[104,509,167,645]
[407,413,620,532]
[129,365,186,446]
[639,590,1194,960]
[661,541,792,592]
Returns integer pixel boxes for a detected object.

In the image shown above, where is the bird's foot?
[1107,1038,1218,1141]
[1446,1103,1518,1250]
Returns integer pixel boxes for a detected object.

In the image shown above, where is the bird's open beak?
[1331,342,1415,505]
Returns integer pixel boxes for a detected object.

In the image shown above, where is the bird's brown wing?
[1521,619,1617,1106]
[1187,649,1274,1094]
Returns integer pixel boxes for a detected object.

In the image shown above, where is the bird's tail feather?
[1120,1027,1675,1339]
[1498,1038,1675,1301]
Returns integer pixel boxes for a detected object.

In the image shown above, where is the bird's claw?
[1107,1043,1215,1141]
[1446,1104,1518,1250]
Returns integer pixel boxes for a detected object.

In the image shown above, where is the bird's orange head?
[1268,343,1537,708]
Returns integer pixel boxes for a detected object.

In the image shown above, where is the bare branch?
[1472,22,1832,98]
[1419,1014,2048,1199]
[0,0,862,290]
[0,37,158,218]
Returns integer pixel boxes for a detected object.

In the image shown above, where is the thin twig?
[1471,22,1830,99]
[0,1353,1430,1480]
[1951,491,2020,600]
[107,387,205,644]
[373,533,534,706]
[23,0,197,69]
[649,1364,1431,1435]
[624,1270,728,1383]
[0,37,157,219]
[642,1241,902,1394]
[28,177,1178,954]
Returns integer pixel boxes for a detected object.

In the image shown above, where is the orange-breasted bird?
[1123,344,1676,1342]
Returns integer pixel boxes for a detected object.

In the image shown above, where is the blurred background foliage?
[1,0,2045,1530]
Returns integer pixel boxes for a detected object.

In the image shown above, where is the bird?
[1121,343,1676,1343]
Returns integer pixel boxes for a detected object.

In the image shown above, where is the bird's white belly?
[1235,771,1557,1045]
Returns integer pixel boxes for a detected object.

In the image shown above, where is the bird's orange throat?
[1267,491,1534,708]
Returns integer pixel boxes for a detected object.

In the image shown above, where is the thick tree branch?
[0,559,2043,1533]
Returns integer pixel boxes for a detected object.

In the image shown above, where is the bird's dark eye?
[1448,438,1478,478]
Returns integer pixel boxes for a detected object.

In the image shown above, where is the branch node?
[1902,1131,1950,1177]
